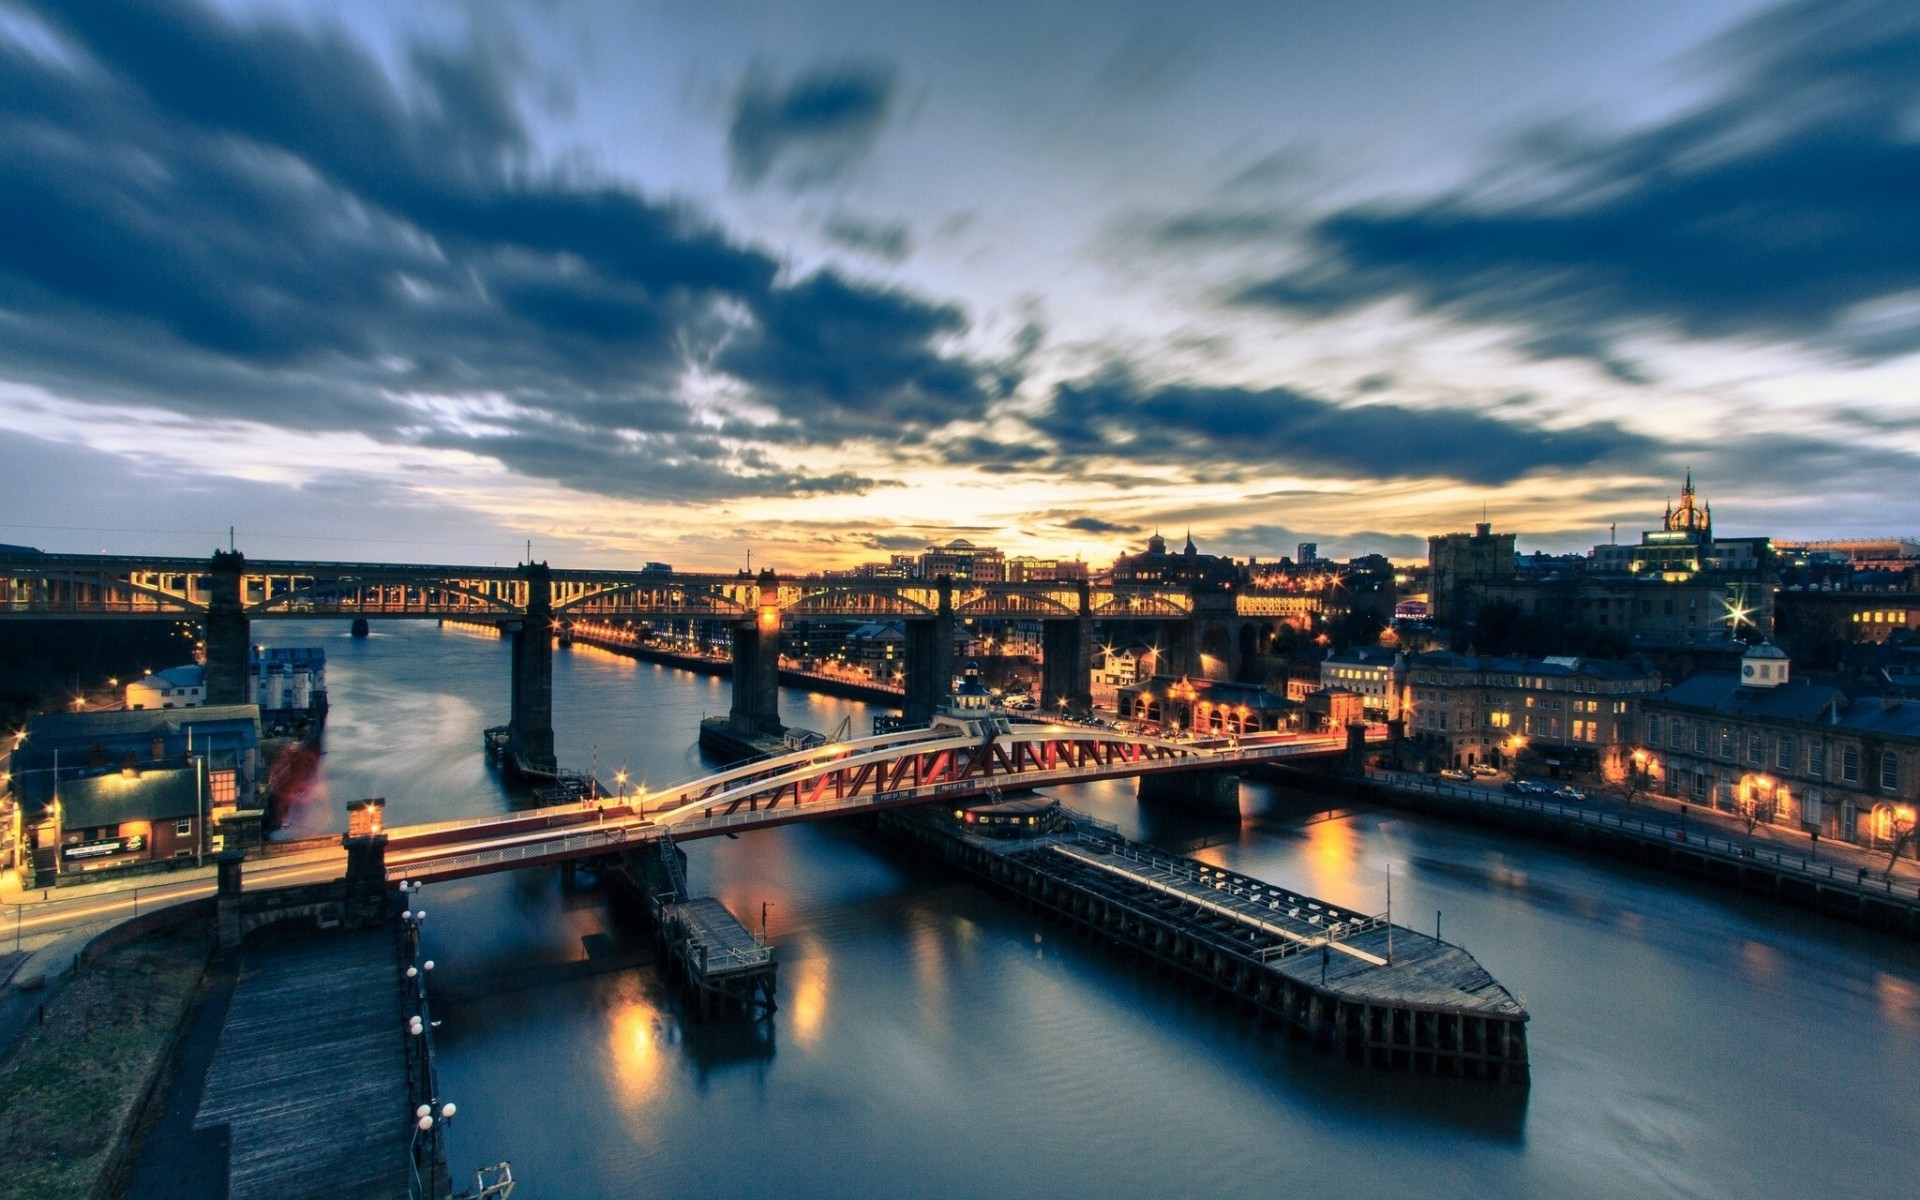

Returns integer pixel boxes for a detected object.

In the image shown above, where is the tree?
[1735,787,1775,838]
[1883,806,1917,881]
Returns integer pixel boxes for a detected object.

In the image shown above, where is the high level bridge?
[374,722,1378,885]
[0,549,1320,774]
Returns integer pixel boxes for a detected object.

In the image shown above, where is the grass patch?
[0,933,207,1200]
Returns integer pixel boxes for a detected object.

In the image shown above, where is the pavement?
[1368,766,1920,888]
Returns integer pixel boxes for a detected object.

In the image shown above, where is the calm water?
[260,621,1920,1200]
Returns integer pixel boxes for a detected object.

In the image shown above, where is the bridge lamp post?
[614,769,628,800]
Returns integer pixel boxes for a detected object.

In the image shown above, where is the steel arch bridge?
[381,724,1373,884]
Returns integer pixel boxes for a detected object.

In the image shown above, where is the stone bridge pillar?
[204,549,250,705]
[1138,769,1240,816]
[1156,617,1202,682]
[902,577,955,727]
[508,562,557,775]
[1186,586,1239,682]
[729,569,784,738]
[1041,580,1093,716]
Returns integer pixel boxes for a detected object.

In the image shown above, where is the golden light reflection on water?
[787,946,831,1051]
[1297,811,1361,902]
[1875,971,1920,1030]
[606,982,666,1109]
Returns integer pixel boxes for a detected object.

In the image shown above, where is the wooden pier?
[194,929,417,1200]
[659,897,777,1019]
[879,807,1530,1082]
[607,836,777,1021]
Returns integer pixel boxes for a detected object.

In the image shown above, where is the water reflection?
[269,621,1920,1200]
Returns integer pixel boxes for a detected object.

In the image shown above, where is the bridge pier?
[728,569,784,738]
[342,799,389,928]
[902,577,955,727]
[204,549,251,705]
[1138,769,1240,816]
[1041,582,1093,715]
[508,562,558,775]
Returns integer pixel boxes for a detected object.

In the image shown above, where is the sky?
[2,0,1918,571]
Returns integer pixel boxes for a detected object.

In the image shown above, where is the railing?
[1367,771,1920,909]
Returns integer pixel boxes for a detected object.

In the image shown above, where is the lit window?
[209,770,238,806]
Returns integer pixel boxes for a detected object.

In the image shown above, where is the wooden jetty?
[195,929,416,1200]
[659,897,778,1019]
[879,806,1530,1082]
[607,835,777,1021]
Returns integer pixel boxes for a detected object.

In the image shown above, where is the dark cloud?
[1232,0,1920,362]
[718,271,992,435]
[1026,367,1652,485]
[0,1,988,501]
[1061,516,1141,535]
[726,63,896,189]
[822,213,913,261]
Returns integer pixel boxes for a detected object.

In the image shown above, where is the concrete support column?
[1138,769,1240,816]
[1041,585,1093,715]
[203,550,250,706]
[902,577,955,726]
[729,569,783,738]
[508,562,557,775]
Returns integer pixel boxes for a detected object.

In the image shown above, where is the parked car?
[1469,764,1500,778]
[1505,779,1553,796]
[1553,785,1587,802]
[1439,768,1471,781]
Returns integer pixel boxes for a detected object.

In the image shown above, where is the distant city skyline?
[3,0,1918,570]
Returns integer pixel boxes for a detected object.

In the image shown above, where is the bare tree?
[1736,790,1775,839]
[1884,809,1917,882]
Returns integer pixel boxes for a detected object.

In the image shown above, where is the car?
[1469,764,1500,778]
[1505,779,1552,796]
[1553,785,1587,802]
[1439,768,1470,781]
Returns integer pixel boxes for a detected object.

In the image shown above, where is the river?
[261,620,1920,1200]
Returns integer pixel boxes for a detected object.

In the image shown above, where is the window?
[175,818,192,836]
[208,769,238,806]
[1842,746,1860,784]
[1810,742,1827,778]
[1647,715,1663,745]
[1694,723,1709,754]
[1489,711,1511,729]
[1719,727,1734,760]
[1881,752,1899,792]
[1777,736,1794,771]
[1747,732,1764,763]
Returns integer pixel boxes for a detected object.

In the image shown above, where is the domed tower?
[1146,530,1167,555]
[948,660,994,713]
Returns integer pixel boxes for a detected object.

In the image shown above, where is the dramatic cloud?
[1025,369,1653,486]
[1233,0,1920,361]
[726,63,896,189]
[0,1,988,502]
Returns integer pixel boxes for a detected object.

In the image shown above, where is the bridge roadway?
[0,547,1324,773]
[382,725,1375,884]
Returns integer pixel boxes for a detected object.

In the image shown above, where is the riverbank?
[567,630,906,706]
[1268,764,1920,938]
[0,929,208,1200]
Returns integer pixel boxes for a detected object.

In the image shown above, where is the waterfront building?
[1115,676,1299,735]
[918,539,1006,583]
[1318,648,1406,720]
[126,647,327,720]
[1635,643,1920,846]
[1091,643,1156,707]
[1107,531,1244,588]
[1407,651,1661,775]
[8,705,264,882]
